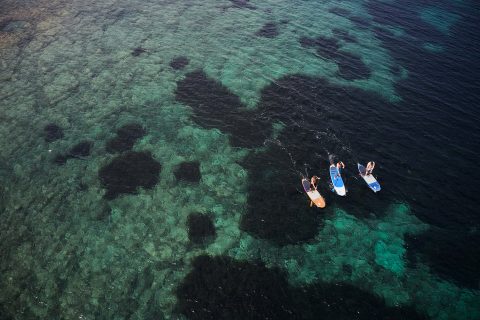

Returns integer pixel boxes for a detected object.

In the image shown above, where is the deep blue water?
[365,0,480,289]
[182,0,480,289]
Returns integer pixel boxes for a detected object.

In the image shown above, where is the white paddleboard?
[358,163,381,192]
[329,165,346,196]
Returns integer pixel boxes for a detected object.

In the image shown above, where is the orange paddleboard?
[302,178,326,208]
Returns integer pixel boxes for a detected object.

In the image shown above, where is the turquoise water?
[1,0,479,319]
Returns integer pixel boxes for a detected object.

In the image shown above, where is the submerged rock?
[68,140,93,158]
[174,161,201,183]
[329,7,350,17]
[170,56,189,70]
[240,141,322,245]
[131,47,146,56]
[349,15,371,29]
[298,35,370,79]
[0,20,29,33]
[176,255,428,320]
[116,123,146,140]
[299,35,340,60]
[53,154,68,165]
[106,123,146,153]
[335,51,371,80]
[332,28,357,43]
[44,123,64,142]
[98,151,161,199]
[187,213,216,244]
[53,140,93,165]
[175,70,271,148]
[230,0,256,10]
[176,255,295,319]
[255,22,279,38]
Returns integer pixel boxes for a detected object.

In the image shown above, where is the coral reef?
[174,161,201,183]
[44,123,64,142]
[175,70,271,148]
[176,255,296,319]
[332,28,357,43]
[170,56,189,70]
[335,51,371,80]
[328,7,350,17]
[187,213,216,244]
[176,255,428,320]
[255,22,279,38]
[106,123,146,153]
[68,140,93,158]
[229,0,256,10]
[240,141,322,245]
[131,47,146,57]
[53,140,93,165]
[299,35,370,79]
[98,151,161,199]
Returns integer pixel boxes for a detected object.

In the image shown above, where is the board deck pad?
[329,165,346,196]
[358,163,381,192]
[301,179,326,208]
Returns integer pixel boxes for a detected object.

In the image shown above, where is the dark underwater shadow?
[366,0,480,289]
[175,254,428,320]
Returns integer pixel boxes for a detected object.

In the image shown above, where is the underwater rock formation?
[175,70,271,148]
[328,7,350,17]
[313,37,342,60]
[349,15,371,29]
[0,20,29,33]
[176,255,296,319]
[332,28,357,43]
[53,140,93,165]
[366,0,445,41]
[186,213,216,244]
[298,35,370,79]
[255,22,279,38]
[176,255,428,320]
[407,230,480,289]
[174,161,201,183]
[44,123,64,142]
[106,123,146,153]
[68,140,93,158]
[229,0,256,10]
[131,47,146,57]
[240,140,322,245]
[170,56,189,70]
[299,35,340,60]
[116,123,146,140]
[335,51,371,80]
[53,154,69,165]
[98,151,161,199]
[299,281,428,320]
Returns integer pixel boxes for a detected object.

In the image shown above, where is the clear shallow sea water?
[0,0,479,319]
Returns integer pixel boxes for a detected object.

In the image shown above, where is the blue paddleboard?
[358,163,381,192]
[329,165,346,196]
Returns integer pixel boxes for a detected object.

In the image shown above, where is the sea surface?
[0,0,479,319]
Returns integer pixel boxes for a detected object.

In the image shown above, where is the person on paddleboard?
[310,175,319,190]
[336,161,345,177]
[366,161,375,175]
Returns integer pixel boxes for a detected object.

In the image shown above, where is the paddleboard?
[329,165,347,196]
[302,179,326,208]
[358,163,381,192]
